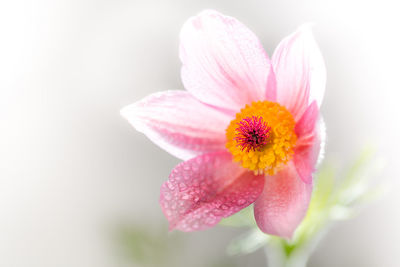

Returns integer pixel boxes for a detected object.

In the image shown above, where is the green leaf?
[219,205,256,227]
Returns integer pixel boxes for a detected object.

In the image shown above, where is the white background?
[1,0,399,266]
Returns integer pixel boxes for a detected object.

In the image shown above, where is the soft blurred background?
[1,0,399,266]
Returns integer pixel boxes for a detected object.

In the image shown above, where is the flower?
[121,10,326,239]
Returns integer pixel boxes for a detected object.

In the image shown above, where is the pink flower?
[121,10,326,239]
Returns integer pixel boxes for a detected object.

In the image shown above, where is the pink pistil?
[235,116,271,152]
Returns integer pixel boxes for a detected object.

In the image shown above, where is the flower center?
[235,116,271,152]
[225,101,297,175]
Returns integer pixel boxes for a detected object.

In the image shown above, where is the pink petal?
[295,101,319,138]
[120,91,231,160]
[180,10,275,113]
[294,101,321,184]
[254,162,312,239]
[272,25,326,121]
[160,151,265,232]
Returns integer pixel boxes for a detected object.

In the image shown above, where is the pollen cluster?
[226,101,297,175]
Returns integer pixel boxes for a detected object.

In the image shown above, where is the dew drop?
[237,199,246,205]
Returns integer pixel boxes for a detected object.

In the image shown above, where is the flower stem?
[264,240,310,267]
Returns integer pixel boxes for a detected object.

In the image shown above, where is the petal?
[254,162,312,239]
[294,100,319,138]
[272,25,326,121]
[160,151,265,232]
[293,101,321,183]
[120,91,231,160]
[180,10,275,113]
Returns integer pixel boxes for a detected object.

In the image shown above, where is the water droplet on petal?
[163,192,171,200]
[237,199,246,205]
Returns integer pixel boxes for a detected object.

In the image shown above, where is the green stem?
[264,244,309,267]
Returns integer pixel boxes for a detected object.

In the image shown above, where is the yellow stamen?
[226,101,297,175]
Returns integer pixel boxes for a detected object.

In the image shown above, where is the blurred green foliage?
[115,224,182,267]
[115,224,239,267]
